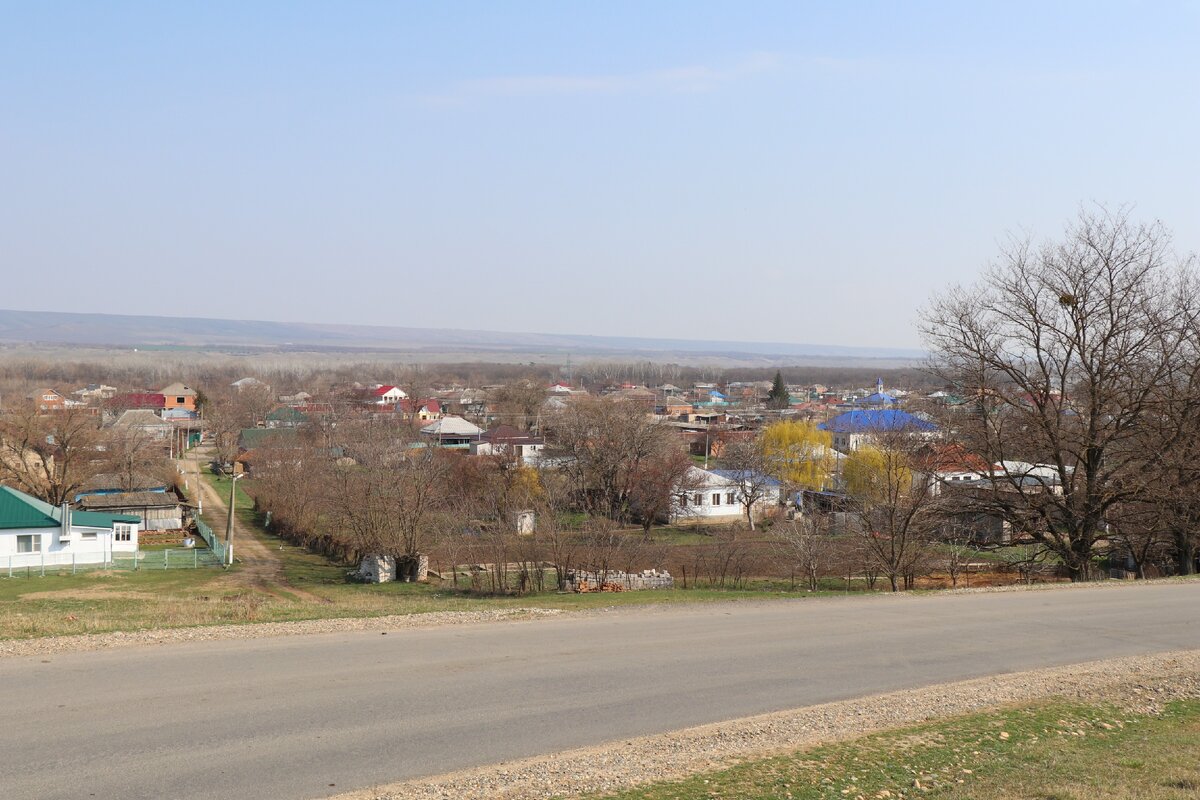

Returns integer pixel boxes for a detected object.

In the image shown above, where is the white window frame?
[17,534,42,553]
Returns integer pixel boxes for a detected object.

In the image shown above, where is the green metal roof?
[265,406,307,423]
[238,427,299,449]
[0,485,140,530]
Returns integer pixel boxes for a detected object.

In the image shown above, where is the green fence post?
[164,550,169,570]
[193,549,198,569]
[72,552,76,575]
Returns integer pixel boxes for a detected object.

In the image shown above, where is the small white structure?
[514,509,536,535]
[356,553,429,583]
[0,486,141,570]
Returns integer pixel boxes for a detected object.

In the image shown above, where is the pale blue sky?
[2,2,1197,349]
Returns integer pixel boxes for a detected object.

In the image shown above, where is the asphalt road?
[4,583,1199,800]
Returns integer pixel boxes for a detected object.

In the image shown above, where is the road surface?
[4,583,1199,800]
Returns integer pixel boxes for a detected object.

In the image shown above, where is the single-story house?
[238,427,299,451]
[470,425,545,464]
[372,385,408,405]
[231,377,270,393]
[111,409,175,441]
[818,409,938,454]
[420,416,483,448]
[398,399,442,421]
[264,406,308,428]
[76,491,188,530]
[0,485,141,569]
[671,467,782,524]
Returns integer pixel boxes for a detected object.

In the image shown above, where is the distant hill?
[0,309,924,365]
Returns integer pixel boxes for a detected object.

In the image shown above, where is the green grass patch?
[586,699,1200,800]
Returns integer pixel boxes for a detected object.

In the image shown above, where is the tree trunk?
[1176,531,1196,576]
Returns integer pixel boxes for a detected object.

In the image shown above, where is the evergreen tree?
[767,370,791,409]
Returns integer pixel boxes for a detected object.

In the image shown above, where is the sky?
[1,2,1197,350]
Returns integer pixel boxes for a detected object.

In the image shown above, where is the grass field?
[0,560,831,640]
[587,699,1200,800]
[0,466,832,639]
[0,463,1140,641]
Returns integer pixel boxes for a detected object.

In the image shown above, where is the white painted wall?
[469,441,545,465]
[0,521,139,569]
[670,470,781,522]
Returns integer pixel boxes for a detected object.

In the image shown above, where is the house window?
[726,492,735,505]
[80,531,97,541]
[712,493,721,506]
[679,494,688,507]
[176,396,185,404]
[694,493,703,505]
[17,534,41,553]
[114,524,133,543]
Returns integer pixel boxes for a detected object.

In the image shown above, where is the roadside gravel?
[0,607,566,659]
[337,649,1200,800]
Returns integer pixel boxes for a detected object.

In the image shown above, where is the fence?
[195,519,227,564]
[2,546,223,577]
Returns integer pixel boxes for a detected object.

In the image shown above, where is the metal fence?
[195,519,227,564]
[2,545,223,577]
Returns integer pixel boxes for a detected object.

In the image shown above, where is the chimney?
[60,501,71,543]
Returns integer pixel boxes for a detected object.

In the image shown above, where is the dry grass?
[591,699,1200,800]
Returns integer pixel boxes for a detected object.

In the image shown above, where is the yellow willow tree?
[761,420,835,492]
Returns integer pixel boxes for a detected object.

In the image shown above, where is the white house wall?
[669,473,781,522]
[0,522,139,569]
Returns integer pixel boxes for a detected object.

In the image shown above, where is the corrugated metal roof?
[819,409,938,434]
[77,492,181,510]
[0,485,139,529]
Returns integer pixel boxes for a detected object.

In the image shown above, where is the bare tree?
[843,432,940,591]
[922,208,1195,581]
[491,378,548,431]
[720,440,777,531]
[1133,318,1200,575]
[773,516,832,591]
[334,420,451,579]
[0,405,105,505]
[548,396,680,524]
[628,446,700,534]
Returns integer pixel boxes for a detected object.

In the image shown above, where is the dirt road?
[181,449,322,599]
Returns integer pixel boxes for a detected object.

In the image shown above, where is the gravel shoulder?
[0,607,568,659]
[338,649,1200,800]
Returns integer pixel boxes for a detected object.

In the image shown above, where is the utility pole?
[224,473,243,567]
